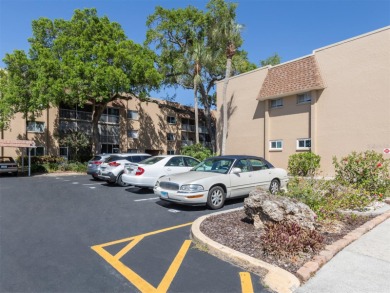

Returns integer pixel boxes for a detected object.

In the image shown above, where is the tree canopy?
[145,0,256,151]
[2,8,162,153]
[260,53,282,67]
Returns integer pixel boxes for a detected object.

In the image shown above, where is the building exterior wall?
[216,26,390,176]
[268,95,311,169]
[216,68,268,157]
[314,28,390,174]
[1,97,213,159]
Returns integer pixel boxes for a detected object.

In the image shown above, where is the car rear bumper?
[122,174,156,188]
[98,172,117,182]
[0,167,18,174]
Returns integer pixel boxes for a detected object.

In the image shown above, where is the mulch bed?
[200,209,373,275]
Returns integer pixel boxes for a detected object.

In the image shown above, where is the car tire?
[117,173,129,187]
[13,171,18,177]
[269,179,280,194]
[207,186,226,210]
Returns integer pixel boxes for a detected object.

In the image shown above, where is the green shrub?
[261,221,324,258]
[333,150,390,195]
[288,152,321,176]
[286,178,376,220]
[58,161,87,173]
[17,155,65,165]
[30,164,48,173]
[181,143,214,162]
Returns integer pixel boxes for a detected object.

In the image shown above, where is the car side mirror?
[231,167,241,174]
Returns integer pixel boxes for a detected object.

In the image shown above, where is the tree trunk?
[221,57,232,155]
[91,104,105,155]
[194,82,199,144]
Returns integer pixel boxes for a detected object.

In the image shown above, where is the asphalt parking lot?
[0,174,269,292]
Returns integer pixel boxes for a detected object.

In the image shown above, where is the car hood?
[159,171,222,185]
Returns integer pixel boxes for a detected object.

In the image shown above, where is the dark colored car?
[0,157,18,176]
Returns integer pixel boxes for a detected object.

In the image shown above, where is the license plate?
[0,166,7,169]
[160,191,169,198]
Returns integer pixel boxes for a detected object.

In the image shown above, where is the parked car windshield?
[139,156,165,165]
[192,158,234,174]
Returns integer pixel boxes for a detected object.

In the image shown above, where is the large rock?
[244,188,317,230]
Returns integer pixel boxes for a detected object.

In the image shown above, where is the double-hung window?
[297,93,312,104]
[167,133,175,141]
[269,140,283,151]
[167,116,176,124]
[297,138,311,150]
[127,130,138,139]
[270,98,283,109]
[30,146,45,156]
[127,110,139,120]
[167,150,175,155]
[27,121,45,133]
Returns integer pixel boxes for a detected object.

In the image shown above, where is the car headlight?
[179,184,204,192]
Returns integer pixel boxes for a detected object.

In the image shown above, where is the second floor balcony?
[59,109,119,124]
[181,124,208,133]
[59,109,92,121]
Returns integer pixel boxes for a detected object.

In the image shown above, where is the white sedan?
[154,155,289,209]
[121,155,200,188]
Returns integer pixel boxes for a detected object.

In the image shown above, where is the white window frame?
[296,138,311,150]
[270,98,283,109]
[297,93,312,104]
[27,121,45,133]
[127,110,139,120]
[269,140,283,151]
[167,133,175,141]
[167,116,176,124]
[127,130,139,139]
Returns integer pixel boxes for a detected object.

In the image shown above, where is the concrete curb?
[296,209,390,282]
[190,208,301,293]
[34,172,84,177]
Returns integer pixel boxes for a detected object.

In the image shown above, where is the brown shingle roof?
[257,55,325,100]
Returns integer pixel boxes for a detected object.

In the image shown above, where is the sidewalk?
[296,217,390,293]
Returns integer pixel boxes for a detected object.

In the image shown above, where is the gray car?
[87,154,114,180]
[0,157,18,176]
[98,153,151,186]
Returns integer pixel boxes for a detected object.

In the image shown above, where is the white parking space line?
[133,197,159,202]
[89,187,96,189]
[83,183,104,186]
[72,182,79,184]
[63,180,70,181]
[168,209,181,213]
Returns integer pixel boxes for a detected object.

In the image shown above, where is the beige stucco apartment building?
[216,26,390,176]
[0,97,214,159]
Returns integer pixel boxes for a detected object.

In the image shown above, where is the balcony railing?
[100,114,120,124]
[100,135,120,144]
[181,124,209,133]
[59,109,92,121]
[181,140,212,148]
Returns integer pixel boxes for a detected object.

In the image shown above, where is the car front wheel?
[207,186,226,210]
[269,179,280,194]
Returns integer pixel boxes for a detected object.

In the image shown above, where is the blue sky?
[0,0,389,106]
